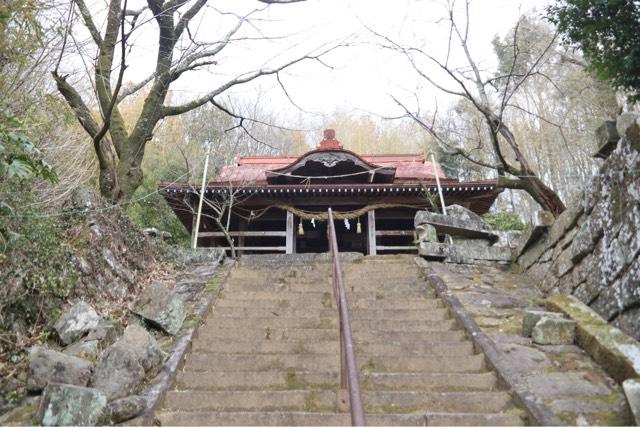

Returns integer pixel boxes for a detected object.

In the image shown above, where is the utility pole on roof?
[192,140,212,249]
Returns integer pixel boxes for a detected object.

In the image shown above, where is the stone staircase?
[156,254,525,426]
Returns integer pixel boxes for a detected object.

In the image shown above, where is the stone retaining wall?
[518,113,640,341]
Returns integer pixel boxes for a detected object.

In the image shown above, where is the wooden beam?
[367,210,376,256]
[198,231,287,238]
[286,211,294,254]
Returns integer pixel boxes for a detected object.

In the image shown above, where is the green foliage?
[548,0,640,101]
[0,0,43,70]
[482,210,526,231]
[0,192,77,330]
[126,177,190,246]
[0,112,57,185]
[126,151,190,246]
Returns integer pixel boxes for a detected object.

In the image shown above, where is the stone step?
[218,289,437,302]
[363,371,497,391]
[366,390,513,413]
[175,370,338,391]
[209,306,449,321]
[191,339,474,357]
[214,297,443,310]
[197,327,466,343]
[183,353,485,373]
[424,412,525,426]
[224,282,433,298]
[162,389,336,412]
[161,390,511,413]
[175,370,496,392]
[203,316,457,332]
[157,411,524,426]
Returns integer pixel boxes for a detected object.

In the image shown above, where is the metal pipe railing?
[327,208,366,426]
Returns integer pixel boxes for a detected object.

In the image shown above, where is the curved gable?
[266,149,396,184]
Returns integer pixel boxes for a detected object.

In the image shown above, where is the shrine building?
[160,129,502,255]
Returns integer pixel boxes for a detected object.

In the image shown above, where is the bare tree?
[53,0,332,202]
[375,0,567,216]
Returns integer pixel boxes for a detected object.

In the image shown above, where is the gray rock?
[53,301,101,345]
[522,310,565,337]
[131,282,186,335]
[92,324,165,400]
[108,395,147,424]
[37,383,107,427]
[143,227,172,241]
[27,346,93,391]
[570,219,602,264]
[64,340,100,360]
[85,318,122,348]
[446,204,486,224]
[622,378,640,426]
[102,248,135,285]
[532,317,576,345]
[164,247,225,265]
[415,223,438,243]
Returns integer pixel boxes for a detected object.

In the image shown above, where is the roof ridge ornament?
[318,128,343,150]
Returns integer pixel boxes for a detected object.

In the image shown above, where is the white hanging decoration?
[344,218,350,230]
[311,218,316,228]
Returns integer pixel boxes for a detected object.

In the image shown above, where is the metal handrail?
[327,208,366,426]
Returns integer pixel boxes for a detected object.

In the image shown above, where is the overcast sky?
[117,0,552,127]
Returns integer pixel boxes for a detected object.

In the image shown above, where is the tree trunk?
[499,176,566,217]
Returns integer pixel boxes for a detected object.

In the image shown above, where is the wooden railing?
[327,208,366,426]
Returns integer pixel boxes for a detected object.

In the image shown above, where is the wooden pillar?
[367,209,377,256]
[286,211,294,254]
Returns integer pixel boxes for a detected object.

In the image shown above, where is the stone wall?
[518,113,640,341]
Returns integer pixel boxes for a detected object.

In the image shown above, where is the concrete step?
[191,339,474,357]
[214,297,443,310]
[175,370,338,391]
[157,411,523,426]
[424,412,525,426]
[204,316,457,332]
[364,390,513,413]
[162,390,335,412]
[362,372,497,391]
[157,410,524,426]
[161,390,511,413]
[175,370,495,392]
[209,306,449,321]
[183,353,485,373]
[197,327,466,343]
[225,281,433,298]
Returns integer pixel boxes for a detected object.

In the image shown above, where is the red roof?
[217,130,449,185]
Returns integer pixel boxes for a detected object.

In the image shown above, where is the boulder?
[27,346,93,391]
[92,324,165,400]
[446,204,486,225]
[143,227,172,241]
[131,282,186,335]
[532,317,576,345]
[622,378,640,426]
[522,310,565,337]
[37,383,107,427]
[64,340,100,360]
[108,395,147,424]
[415,223,438,243]
[53,301,101,345]
[84,318,122,348]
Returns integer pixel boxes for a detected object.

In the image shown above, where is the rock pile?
[25,282,186,425]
